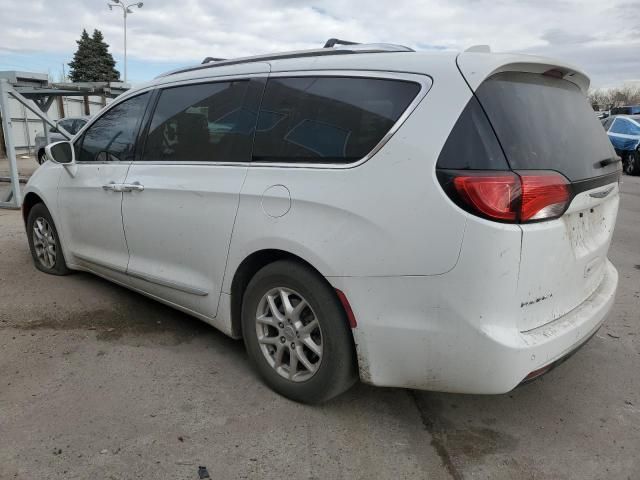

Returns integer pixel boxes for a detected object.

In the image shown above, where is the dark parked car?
[610,105,640,115]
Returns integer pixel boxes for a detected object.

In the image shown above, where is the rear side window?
[475,72,618,181]
[142,80,256,163]
[76,92,149,162]
[602,117,614,131]
[252,77,420,164]
[435,96,509,170]
[72,119,87,134]
[57,119,75,134]
[59,119,84,135]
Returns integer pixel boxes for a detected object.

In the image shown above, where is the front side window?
[252,76,421,164]
[142,81,253,162]
[76,93,149,162]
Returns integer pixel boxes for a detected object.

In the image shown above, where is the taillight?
[453,173,520,221]
[518,172,570,222]
[438,170,571,223]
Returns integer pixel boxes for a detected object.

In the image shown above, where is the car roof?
[122,46,590,98]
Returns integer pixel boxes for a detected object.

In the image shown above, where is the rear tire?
[241,260,357,404]
[26,203,71,276]
[623,150,640,176]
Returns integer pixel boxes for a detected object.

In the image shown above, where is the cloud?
[541,29,596,45]
[0,0,638,87]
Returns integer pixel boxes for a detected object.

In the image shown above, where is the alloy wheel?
[255,287,323,382]
[32,217,56,269]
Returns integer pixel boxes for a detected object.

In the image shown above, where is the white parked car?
[34,116,90,164]
[23,41,621,403]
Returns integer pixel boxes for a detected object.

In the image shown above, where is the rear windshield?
[476,72,619,181]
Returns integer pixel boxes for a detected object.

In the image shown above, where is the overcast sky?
[0,0,638,88]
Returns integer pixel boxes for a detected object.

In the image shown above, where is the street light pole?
[107,1,144,84]
[123,9,127,82]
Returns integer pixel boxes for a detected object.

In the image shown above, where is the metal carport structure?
[0,76,128,209]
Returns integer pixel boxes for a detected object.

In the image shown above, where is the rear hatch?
[457,56,621,332]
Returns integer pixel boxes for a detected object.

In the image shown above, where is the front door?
[121,74,266,317]
[57,92,150,272]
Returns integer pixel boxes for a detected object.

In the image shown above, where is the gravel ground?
[0,175,638,480]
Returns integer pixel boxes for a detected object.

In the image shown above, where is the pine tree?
[90,29,120,81]
[67,29,92,82]
[68,29,120,82]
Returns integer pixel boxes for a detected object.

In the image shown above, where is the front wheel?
[26,203,71,275]
[241,260,357,404]
[623,150,640,176]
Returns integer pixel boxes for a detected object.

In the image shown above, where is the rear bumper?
[331,260,618,394]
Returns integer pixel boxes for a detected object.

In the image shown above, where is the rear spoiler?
[456,52,590,93]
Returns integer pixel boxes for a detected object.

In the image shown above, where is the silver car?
[34,116,90,164]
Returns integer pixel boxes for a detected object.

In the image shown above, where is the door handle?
[121,182,145,192]
[102,182,144,193]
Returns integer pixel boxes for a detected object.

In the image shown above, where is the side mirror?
[45,141,75,165]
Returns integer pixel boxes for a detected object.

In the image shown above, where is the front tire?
[623,150,640,176]
[241,260,357,404]
[37,150,47,165]
[26,203,70,275]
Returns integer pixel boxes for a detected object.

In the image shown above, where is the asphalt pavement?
[0,175,638,479]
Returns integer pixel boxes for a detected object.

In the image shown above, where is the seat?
[174,112,210,162]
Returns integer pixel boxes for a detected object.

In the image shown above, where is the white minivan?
[23,41,621,403]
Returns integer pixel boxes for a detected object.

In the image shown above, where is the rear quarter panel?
[223,66,474,290]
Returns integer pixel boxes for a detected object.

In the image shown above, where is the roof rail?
[201,57,226,64]
[323,38,359,48]
[323,38,414,53]
[158,42,414,79]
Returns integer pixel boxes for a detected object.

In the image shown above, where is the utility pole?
[107,0,144,84]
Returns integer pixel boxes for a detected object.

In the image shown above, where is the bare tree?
[589,86,640,110]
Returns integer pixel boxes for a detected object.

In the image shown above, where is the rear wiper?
[595,157,621,168]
